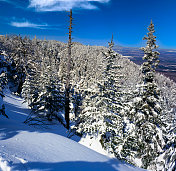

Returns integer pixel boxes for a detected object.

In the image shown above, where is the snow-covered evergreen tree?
[0,45,8,118]
[99,36,125,155]
[36,48,64,121]
[101,36,124,117]
[162,129,176,171]
[74,86,106,135]
[73,37,125,156]
[122,21,165,169]
[72,46,108,136]
[0,70,8,118]
[24,41,64,125]
[3,35,33,94]
[22,39,42,107]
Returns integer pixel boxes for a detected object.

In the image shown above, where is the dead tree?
[65,9,73,129]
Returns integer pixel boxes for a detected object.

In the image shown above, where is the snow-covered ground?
[0,91,145,171]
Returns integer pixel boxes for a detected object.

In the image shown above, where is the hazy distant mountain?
[114,46,176,82]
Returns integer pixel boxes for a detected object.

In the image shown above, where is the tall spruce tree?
[73,36,125,153]
[101,35,124,115]
[99,35,125,155]
[123,20,165,169]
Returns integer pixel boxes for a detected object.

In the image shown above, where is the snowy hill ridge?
[0,91,144,171]
[1,34,175,170]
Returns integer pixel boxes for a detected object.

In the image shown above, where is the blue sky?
[0,0,176,49]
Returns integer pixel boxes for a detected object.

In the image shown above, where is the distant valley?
[114,46,176,82]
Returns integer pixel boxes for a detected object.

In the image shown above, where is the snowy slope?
[0,91,145,171]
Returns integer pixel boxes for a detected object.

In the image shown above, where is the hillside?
[0,90,144,171]
[0,35,176,170]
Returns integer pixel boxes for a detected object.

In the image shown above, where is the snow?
[0,157,11,171]
[79,134,112,157]
[0,91,145,171]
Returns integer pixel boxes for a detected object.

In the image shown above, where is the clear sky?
[0,0,176,49]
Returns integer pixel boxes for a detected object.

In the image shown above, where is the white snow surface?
[0,91,145,171]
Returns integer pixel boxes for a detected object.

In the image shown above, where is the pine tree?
[162,129,176,171]
[24,41,64,125]
[154,75,176,170]
[74,86,106,135]
[0,71,8,118]
[0,44,8,119]
[73,36,125,154]
[101,35,124,115]
[123,20,165,169]
[3,35,33,94]
[38,49,64,122]
[99,35,125,155]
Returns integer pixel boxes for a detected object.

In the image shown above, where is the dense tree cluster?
[0,44,8,118]
[0,21,175,170]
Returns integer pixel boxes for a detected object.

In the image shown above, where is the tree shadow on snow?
[0,98,36,140]
[12,159,134,171]
[0,94,81,142]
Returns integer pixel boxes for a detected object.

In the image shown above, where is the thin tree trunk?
[65,9,73,130]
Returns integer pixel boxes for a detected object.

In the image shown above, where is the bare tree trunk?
[65,9,73,130]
